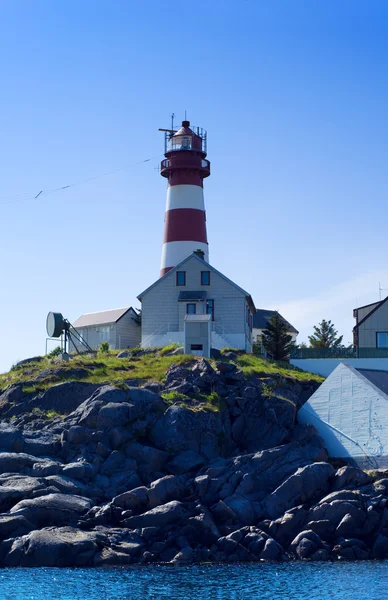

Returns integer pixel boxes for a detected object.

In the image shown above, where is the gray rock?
[0,452,46,474]
[123,500,188,529]
[2,526,102,567]
[264,462,335,519]
[100,451,125,475]
[44,474,97,498]
[289,529,322,560]
[67,426,90,445]
[28,381,99,415]
[151,405,230,459]
[0,515,34,541]
[10,493,92,527]
[373,534,388,559]
[117,351,131,358]
[148,475,188,509]
[167,450,205,475]
[32,460,62,477]
[332,466,372,491]
[124,442,168,474]
[97,403,131,430]
[259,537,283,560]
[0,424,25,452]
[16,356,44,367]
[113,486,149,510]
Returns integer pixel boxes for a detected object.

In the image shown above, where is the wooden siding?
[115,310,141,349]
[358,301,388,348]
[141,256,253,348]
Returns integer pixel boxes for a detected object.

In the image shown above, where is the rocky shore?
[0,353,387,566]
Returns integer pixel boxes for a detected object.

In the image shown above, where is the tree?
[308,319,343,348]
[262,312,295,361]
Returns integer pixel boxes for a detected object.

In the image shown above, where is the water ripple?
[0,562,387,600]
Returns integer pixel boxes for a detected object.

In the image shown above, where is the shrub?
[98,342,110,354]
[47,346,62,358]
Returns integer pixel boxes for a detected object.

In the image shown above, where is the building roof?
[252,309,299,334]
[357,369,388,396]
[353,295,388,332]
[72,307,137,328]
[137,253,256,313]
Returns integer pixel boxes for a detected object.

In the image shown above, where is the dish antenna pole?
[379,282,388,301]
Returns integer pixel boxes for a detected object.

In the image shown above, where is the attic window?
[176,271,186,286]
[201,271,210,285]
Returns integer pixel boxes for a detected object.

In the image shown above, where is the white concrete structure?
[138,252,255,354]
[291,357,388,378]
[298,363,388,468]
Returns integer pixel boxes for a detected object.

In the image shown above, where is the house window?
[187,303,196,315]
[206,299,215,321]
[191,344,203,351]
[176,271,186,286]
[377,332,388,348]
[201,271,210,285]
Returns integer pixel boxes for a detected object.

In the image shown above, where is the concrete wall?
[358,301,388,348]
[298,363,388,468]
[291,357,388,378]
[141,255,252,350]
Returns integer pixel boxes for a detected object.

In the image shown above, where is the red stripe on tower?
[159,120,210,277]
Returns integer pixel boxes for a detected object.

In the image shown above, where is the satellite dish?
[46,311,94,356]
[46,312,68,338]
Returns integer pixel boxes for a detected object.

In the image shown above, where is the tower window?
[176,271,186,286]
[187,303,196,315]
[201,271,210,285]
[377,332,388,348]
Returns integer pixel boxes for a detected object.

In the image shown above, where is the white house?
[298,362,388,468]
[70,307,141,352]
[137,252,256,356]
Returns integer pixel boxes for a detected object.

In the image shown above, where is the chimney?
[194,249,205,260]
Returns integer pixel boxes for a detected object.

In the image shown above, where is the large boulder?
[0,424,25,452]
[264,462,335,519]
[231,394,297,453]
[148,475,188,509]
[123,500,188,529]
[150,405,231,459]
[1,527,103,567]
[27,382,99,415]
[9,493,92,527]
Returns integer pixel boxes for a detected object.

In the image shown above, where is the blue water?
[0,563,387,600]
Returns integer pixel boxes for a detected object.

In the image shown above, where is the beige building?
[137,252,256,355]
[70,307,141,352]
[353,296,388,351]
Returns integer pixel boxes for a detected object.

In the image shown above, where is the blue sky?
[0,0,387,371]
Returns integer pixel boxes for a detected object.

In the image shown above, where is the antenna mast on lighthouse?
[157,117,210,277]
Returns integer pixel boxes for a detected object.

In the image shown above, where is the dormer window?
[176,271,186,286]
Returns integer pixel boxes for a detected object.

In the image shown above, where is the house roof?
[357,369,388,396]
[137,253,256,313]
[252,309,299,334]
[72,307,137,328]
[353,295,388,332]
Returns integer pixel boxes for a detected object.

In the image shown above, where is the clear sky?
[1,0,387,372]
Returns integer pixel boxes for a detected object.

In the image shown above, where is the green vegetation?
[98,342,110,354]
[0,347,322,398]
[47,346,62,359]
[308,319,343,348]
[261,312,296,361]
[233,354,323,383]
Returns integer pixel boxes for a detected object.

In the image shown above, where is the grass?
[161,390,224,413]
[233,354,324,383]
[0,347,323,399]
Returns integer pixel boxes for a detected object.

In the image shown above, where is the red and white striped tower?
[159,120,210,276]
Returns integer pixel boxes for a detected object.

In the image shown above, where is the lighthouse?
[159,120,210,277]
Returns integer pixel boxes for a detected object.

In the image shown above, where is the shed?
[70,307,141,352]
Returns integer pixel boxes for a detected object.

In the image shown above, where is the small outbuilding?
[298,362,388,468]
[70,307,141,352]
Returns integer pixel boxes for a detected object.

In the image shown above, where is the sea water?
[0,562,387,600]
